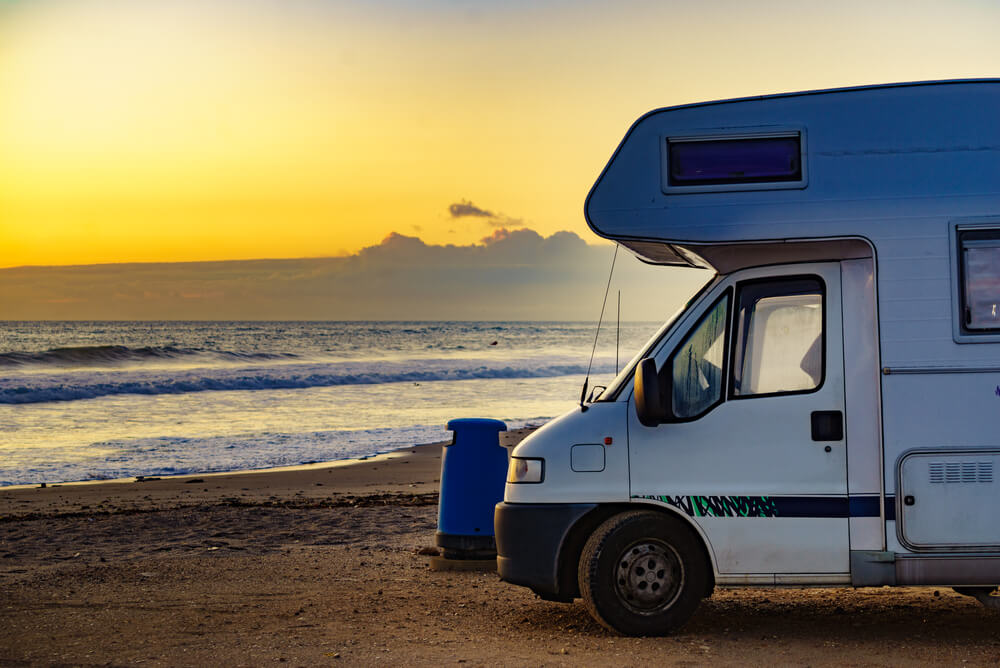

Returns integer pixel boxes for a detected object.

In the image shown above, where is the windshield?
[594,275,720,401]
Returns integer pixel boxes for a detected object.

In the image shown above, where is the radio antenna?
[616,289,621,375]
[581,243,619,411]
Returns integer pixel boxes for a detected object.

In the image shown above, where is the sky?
[1,0,1000,318]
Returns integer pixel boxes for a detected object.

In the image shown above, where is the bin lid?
[446,418,508,432]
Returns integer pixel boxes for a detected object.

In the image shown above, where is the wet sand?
[3,428,1000,666]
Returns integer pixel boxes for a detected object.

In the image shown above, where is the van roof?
[585,79,1000,270]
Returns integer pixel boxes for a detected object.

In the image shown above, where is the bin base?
[428,555,497,572]
[435,531,496,560]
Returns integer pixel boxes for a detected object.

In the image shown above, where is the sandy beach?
[3,428,1000,666]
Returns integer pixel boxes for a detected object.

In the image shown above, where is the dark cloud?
[447,200,522,228]
[448,200,494,218]
[0,230,708,320]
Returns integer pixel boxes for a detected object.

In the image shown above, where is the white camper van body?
[494,80,1000,635]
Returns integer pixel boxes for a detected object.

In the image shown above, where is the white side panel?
[849,518,884,552]
[841,257,884,551]
[876,216,1000,368]
[699,518,848,574]
[877,223,1000,551]
[876,220,958,367]
[882,371,1000,497]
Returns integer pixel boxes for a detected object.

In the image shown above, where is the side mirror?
[634,357,669,427]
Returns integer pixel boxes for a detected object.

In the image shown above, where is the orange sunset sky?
[3,0,999,272]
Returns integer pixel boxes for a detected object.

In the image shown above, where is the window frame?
[661,289,733,423]
[659,127,809,195]
[727,275,827,401]
[954,223,1000,339]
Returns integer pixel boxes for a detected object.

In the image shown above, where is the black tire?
[578,510,709,636]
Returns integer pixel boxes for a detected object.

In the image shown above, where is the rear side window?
[731,278,824,398]
[959,230,1000,332]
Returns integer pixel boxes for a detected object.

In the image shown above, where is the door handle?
[811,411,843,442]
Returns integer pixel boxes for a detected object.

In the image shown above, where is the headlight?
[507,457,544,484]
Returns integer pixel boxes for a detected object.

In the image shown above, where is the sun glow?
[2,0,999,268]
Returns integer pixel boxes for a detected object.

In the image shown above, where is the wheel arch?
[556,501,717,600]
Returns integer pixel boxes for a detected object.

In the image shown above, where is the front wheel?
[578,510,709,636]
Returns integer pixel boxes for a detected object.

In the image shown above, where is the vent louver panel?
[929,461,993,484]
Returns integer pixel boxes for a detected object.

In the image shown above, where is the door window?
[732,278,824,397]
[670,294,730,418]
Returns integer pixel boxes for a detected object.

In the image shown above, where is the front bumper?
[494,502,597,599]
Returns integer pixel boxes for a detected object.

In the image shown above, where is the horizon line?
[0,318,661,324]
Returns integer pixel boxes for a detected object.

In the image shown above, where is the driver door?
[628,263,848,577]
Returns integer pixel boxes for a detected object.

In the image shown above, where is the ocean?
[0,321,659,486]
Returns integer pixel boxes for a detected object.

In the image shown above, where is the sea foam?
[0,356,613,404]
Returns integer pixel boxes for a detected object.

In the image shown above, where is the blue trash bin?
[436,418,508,559]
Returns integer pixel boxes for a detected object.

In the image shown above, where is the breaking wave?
[0,357,609,405]
[0,345,297,368]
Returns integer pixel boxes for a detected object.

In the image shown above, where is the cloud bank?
[0,229,708,320]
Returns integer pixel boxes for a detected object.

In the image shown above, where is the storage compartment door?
[898,450,1000,550]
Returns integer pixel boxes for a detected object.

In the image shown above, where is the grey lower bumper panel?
[897,555,1000,586]
[494,502,596,599]
[851,550,1000,586]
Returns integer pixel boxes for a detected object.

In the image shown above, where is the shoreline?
[0,438,447,492]
[0,427,534,521]
[1,419,548,491]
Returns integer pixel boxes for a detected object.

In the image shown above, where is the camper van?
[495,80,1000,636]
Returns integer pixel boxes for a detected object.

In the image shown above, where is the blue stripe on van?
[885,496,896,521]
[633,494,896,519]
[773,496,848,518]
[848,495,880,517]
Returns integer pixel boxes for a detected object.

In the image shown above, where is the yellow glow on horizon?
[2,0,999,268]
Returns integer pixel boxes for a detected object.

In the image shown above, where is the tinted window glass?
[668,135,801,186]
[671,295,729,418]
[732,279,823,397]
[960,231,1000,331]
